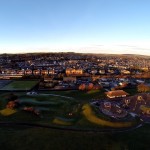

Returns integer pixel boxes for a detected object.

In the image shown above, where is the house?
[44,76,53,82]
[63,76,76,82]
[99,69,105,74]
[121,70,131,75]
[41,70,48,75]
[105,90,129,98]
[66,68,83,76]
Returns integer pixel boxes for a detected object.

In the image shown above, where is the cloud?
[0,42,150,56]
[117,45,138,48]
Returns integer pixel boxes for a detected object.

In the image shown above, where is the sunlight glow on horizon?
[1,40,150,55]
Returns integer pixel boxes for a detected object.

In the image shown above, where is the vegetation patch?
[82,104,135,128]
[86,90,100,94]
[0,80,39,91]
[19,98,62,106]
[0,108,17,116]
[140,105,150,113]
[53,117,74,126]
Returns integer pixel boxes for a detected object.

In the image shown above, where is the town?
[0,52,150,119]
[0,53,150,90]
[0,52,150,149]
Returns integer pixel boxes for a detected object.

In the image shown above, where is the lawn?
[0,80,39,91]
[0,108,17,116]
[0,92,80,125]
[0,91,138,129]
[124,88,138,96]
[82,104,136,128]
[0,124,150,150]
[43,90,105,102]
[0,91,149,149]
[53,117,75,125]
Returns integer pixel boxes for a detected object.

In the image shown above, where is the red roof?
[105,90,129,98]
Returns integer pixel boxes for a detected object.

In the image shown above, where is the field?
[0,124,150,150]
[0,80,12,89]
[0,90,138,128]
[0,80,39,91]
[82,104,135,128]
[0,90,147,150]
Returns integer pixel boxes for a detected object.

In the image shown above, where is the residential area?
[0,53,150,126]
[0,53,149,91]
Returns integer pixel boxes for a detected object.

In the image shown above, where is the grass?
[0,124,150,150]
[124,88,138,96]
[0,92,80,125]
[140,105,150,112]
[53,117,74,126]
[0,91,139,128]
[0,91,149,149]
[45,90,105,102]
[19,98,63,106]
[82,104,136,128]
[0,80,39,91]
[0,108,17,116]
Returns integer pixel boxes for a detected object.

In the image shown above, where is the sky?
[0,0,150,55]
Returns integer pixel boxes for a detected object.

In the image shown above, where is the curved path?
[39,93,75,100]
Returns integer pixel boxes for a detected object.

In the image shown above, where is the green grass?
[0,91,139,127]
[0,90,141,142]
[53,117,75,125]
[44,90,105,102]
[0,80,39,90]
[0,124,150,150]
[0,111,41,122]
[0,92,80,125]
[124,88,138,96]
[0,108,17,116]
[0,91,149,149]
[82,104,136,128]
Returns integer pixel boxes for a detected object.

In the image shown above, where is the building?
[105,90,129,98]
[66,68,83,76]
[63,76,76,82]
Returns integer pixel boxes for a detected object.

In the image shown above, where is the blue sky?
[0,0,150,55]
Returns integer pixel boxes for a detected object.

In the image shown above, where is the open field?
[0,90,146,150]
[0,124,150,150]
[0,91,138,128]
[40,90,106,102]
[0,80,39,91]
[82,104,136,128]
[0,91,146,150]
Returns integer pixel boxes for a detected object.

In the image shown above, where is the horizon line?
[0,51,149,57]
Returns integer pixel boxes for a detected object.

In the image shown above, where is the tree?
[87,83,94,90]
[5,93,18,101]
[79,84,86,90]
[137,84,150,92]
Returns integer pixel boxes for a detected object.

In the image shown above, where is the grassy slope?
[0,124,150,150]
[0,90,149,149]
[82,104,135,128]
[45,90,105,102]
